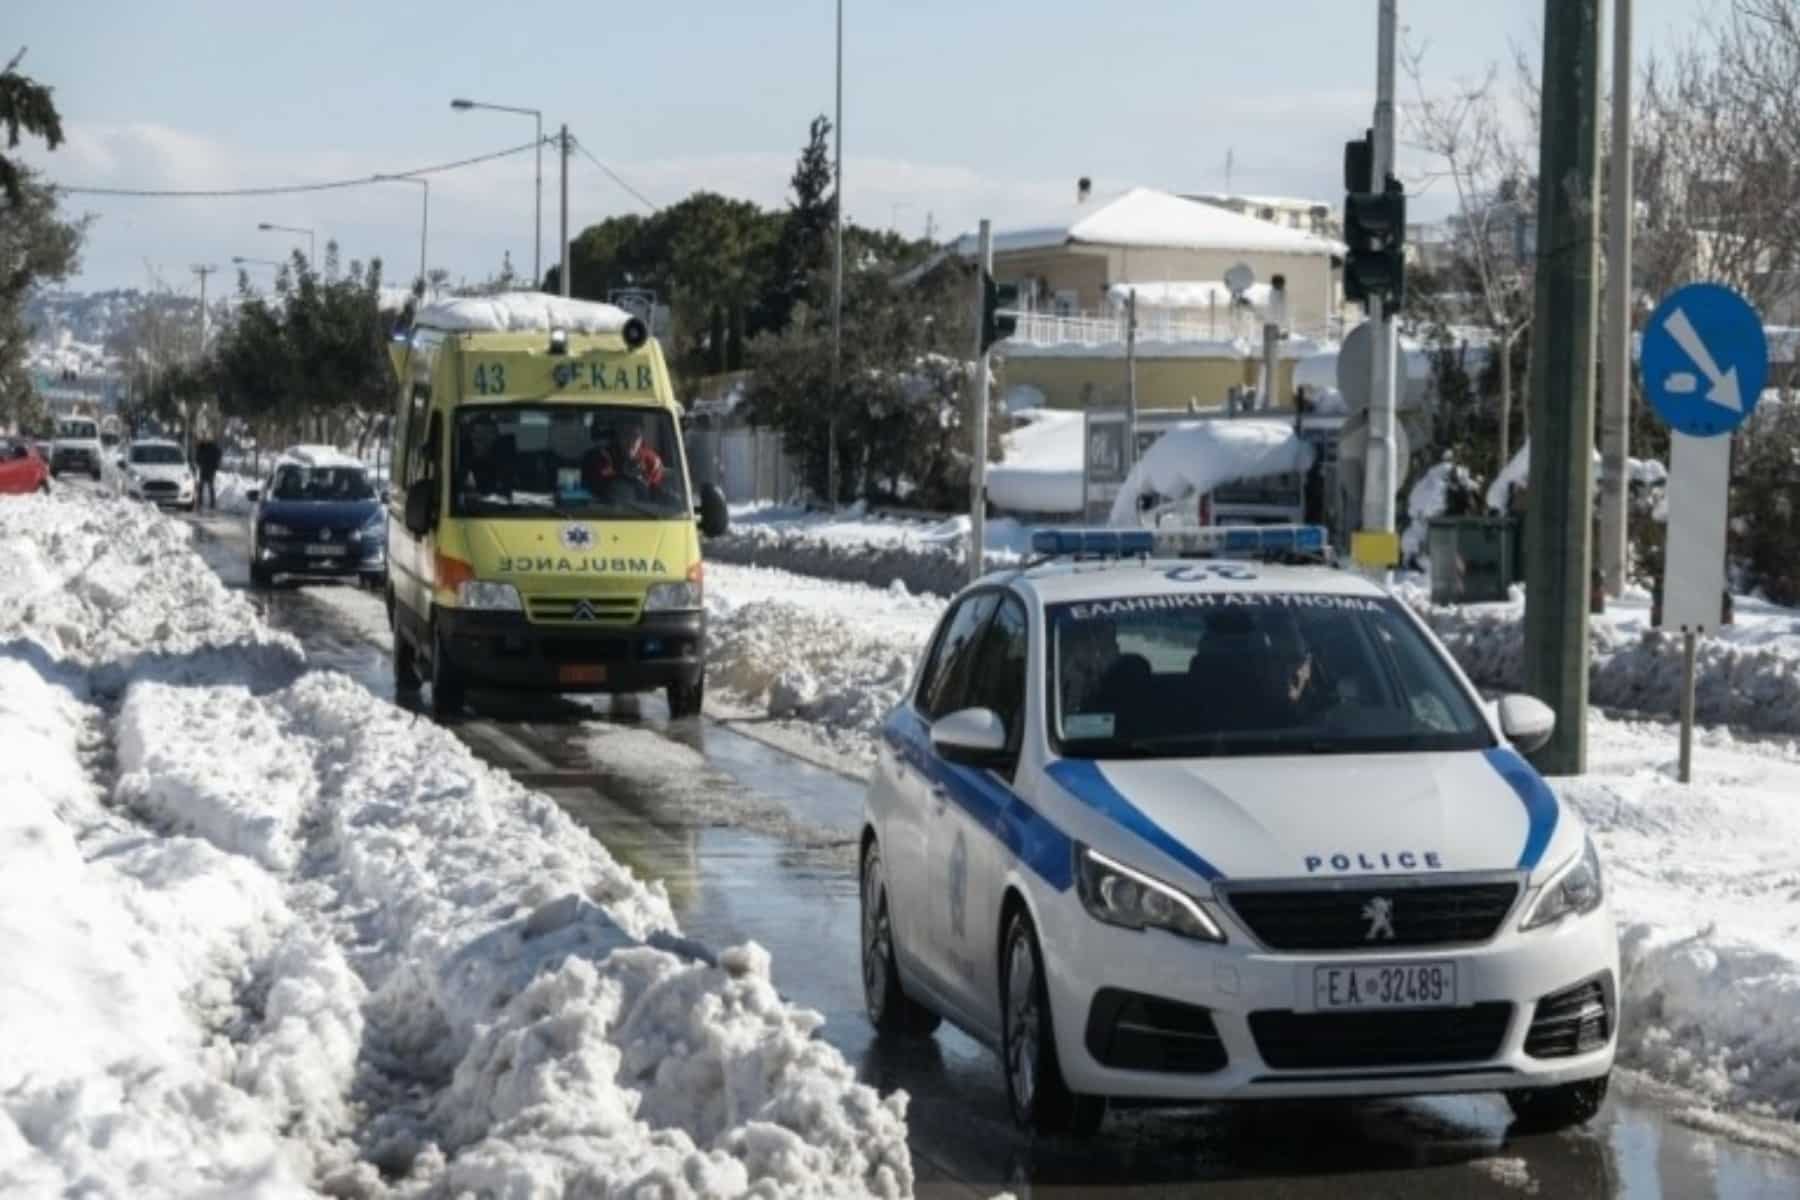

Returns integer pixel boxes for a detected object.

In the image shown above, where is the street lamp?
[256,222,316,263]
[231,256,283,269]
[372,174,430,296]
[452,96,543,287]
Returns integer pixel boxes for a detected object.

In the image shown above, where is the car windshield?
[450,403,690,520]
[61,421,98,439]
[270,465,375,502]
[130,444,185,465]
[1050,591,1493,758]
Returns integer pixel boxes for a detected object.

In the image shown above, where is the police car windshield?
[270,465,375,502]
[450,403,689,520]
[129,444,185,465]
[1050,592,1493,758]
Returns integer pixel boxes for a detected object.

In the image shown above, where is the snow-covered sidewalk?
[702,560,1800,1122]
[0,493,911,1198]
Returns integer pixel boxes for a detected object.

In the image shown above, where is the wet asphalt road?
[171,501,1800,1199]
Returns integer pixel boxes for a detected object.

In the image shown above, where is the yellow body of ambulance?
[385,294,728,718]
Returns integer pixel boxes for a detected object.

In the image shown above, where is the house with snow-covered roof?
[941,185,1347,414]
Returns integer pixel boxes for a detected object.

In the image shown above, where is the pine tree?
[763,115,836,333]
[0,48,63,206]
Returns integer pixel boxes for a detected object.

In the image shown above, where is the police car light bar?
[1030,525,1329,560]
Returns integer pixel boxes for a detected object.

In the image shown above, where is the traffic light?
[1343,176,1407,312]
[1344,129,1374,193]
[981,271,1019,353]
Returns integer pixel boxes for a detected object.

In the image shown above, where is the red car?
[0,437,51,495]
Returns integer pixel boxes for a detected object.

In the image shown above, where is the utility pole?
[559,124,571,298]
[1359,0,1400,550]
[1599,0,1634,596]
[1523,0,1605,775]
[1125,288,1139,468]
[190,263,217,457]
[828,0,845,509]
[969,220,993,585]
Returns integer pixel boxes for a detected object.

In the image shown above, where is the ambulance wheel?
[393,631,421,693]
[1001,909,1103,1138]
[429,621,466,717]
[666,677,704,720]
[1506,1074,1609,1132]
[860,842,941,1036]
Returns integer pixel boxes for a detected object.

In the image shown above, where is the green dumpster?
[1427,517,1520,605]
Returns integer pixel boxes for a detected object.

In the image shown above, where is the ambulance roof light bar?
[1029,525,1330,562]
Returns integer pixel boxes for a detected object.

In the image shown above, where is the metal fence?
[685,427,802,505]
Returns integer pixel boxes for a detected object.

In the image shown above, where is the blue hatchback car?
[247,447,387,589]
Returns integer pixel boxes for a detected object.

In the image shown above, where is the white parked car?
[112,439,197,510]
[860,526,1616,1137]
[50,417,104,481]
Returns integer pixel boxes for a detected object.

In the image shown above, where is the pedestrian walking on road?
[194,438,222,510]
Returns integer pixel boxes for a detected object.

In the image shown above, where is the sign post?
[1642,282,1768,782]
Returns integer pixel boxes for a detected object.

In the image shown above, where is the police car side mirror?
[930,707,1009,768]
[1499,694,1556,754]
[403,478,437,537]
[697,482,729,538]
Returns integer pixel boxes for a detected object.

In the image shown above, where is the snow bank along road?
[0,492,909,1198]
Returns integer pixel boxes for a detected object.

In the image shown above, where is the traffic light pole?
[1359,0,1400,553]
[969,220,993,586]
[1523,0,1604,775]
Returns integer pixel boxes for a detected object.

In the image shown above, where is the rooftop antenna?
[1226,147,1234,195]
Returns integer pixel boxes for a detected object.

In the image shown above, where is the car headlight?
[262,522,294,537]
[1519,835,1605,930]
[1075,844,1226,942]
[644,581,702,611]
[457,580,523,610]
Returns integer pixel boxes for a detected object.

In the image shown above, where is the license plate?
[304,544,342,556]
[559,665,607,684]
[1314,962,1457,1010]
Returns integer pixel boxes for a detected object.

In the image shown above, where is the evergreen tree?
[762,115,836,334]
[0,48,63,205]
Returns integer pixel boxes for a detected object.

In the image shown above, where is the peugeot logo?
[1361,896,1397,942]
[571,599,598,622]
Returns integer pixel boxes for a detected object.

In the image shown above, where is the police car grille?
[1250,1004,1513,1070]
[527,595,641,624]
[1225,882,1520,951]
[1524,975,1614,1059]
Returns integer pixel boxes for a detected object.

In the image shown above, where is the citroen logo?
[1361,896,1397,942]
[571,599,598,622]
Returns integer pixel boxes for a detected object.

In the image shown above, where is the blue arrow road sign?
[1642,283,1768,438]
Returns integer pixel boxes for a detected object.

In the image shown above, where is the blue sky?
[16,0,1712,294]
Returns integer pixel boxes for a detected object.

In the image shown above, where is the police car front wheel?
[1000,910,1103,1138]
[1505,1074,1610,1132]
[860,843,940,1036]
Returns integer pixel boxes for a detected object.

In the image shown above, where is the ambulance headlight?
[1076,844,1225,942]
[457,581,523,611]
[1520,836,1605,930]
[644,581,702,611]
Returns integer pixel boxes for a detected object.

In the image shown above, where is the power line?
[569,137,656,212]
[49,138,548,199]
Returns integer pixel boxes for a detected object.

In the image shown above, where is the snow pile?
[705,563,943,766]
[1566,715,1800,1115]
[1405,582,1800,736]
[1401,458,1481,563]
[415,292,638,335]
[1107,419,1314,526]
[988,407,1085,515]
[0,492,914,1198]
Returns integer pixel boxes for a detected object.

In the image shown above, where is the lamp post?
[452,96,543,287]
[231,256,283,270]
[372,175,430,296]
[256,222,315,264]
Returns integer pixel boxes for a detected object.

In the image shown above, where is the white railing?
[1009,309,1339,348]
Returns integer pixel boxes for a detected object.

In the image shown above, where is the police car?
[860,526,1616,1137]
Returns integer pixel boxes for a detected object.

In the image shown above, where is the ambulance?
[385,294,728,718]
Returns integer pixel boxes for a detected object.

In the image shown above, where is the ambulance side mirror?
[697,482,729,538]
[404,478,437,537]
[1499,694,1555,754]
[245,488,260,503]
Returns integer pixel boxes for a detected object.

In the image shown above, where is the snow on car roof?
[413,292,639,335]
[275,444,365,469]
[1017,558,1387,606]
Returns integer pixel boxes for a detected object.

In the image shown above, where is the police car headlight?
[1076,844,1226,943]
[1519,836,1605,931]
[457,580,523,611]
[644,581,702,611]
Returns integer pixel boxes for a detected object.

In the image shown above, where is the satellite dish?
[1224,262,1255,299]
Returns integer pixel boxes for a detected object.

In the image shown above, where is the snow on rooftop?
[414,291,639,335]
[955,187,1341,259]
